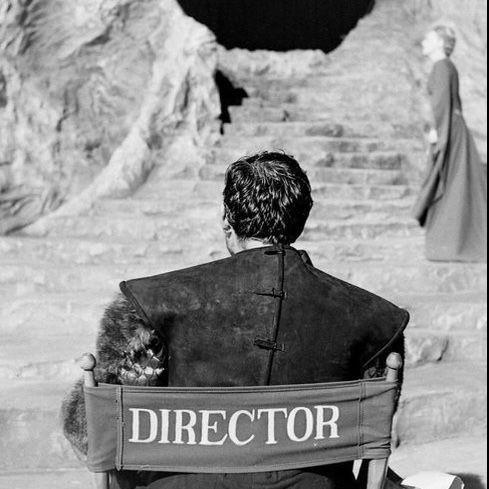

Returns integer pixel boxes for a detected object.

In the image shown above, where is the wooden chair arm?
[80,353,110,489]
[366,352,403,489]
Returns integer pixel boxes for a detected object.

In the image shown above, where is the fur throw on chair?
[60,294,167,461]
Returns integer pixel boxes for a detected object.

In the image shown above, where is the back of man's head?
[223,151,313,245]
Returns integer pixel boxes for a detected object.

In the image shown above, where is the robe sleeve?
[428,61,453,159]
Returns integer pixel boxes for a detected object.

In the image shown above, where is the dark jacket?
[115,245,408,489]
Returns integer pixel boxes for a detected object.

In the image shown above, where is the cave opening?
[179,1,375,126]
[177,0,375,52]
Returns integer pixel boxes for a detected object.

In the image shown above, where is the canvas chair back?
[81,352,402,489]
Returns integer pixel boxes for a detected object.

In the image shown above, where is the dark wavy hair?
[223,151,313,244]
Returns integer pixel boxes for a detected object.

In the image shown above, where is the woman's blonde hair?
[432,22,457,57]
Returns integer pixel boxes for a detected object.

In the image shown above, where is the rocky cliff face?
[0,0,220,231]
[0,0,486,232]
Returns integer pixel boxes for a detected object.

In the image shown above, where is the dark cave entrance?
[177,0,375,52]
[179,0,376,126]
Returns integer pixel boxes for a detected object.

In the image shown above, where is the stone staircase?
[0,69,486,474]
[0,9,487,479]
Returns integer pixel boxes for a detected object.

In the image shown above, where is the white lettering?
[315,405,340,440]
[174,410,197,445]
[229,410,256,446]
[159,409,170,444]
[287,407,314,442]
[257,408,288,445]
[129,409,158,443]
[128,404,341,447]
[200,410,228,446]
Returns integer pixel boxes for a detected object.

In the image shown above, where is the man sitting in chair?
[62,151,409,489]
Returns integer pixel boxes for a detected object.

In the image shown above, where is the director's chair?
[81,352,402,489]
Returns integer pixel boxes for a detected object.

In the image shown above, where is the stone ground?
[0,0,486,486]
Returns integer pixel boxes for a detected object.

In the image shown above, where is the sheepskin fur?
[61,293,166,460]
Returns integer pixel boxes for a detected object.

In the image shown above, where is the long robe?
[412,58,487,262]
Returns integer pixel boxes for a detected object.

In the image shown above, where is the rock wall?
[0,0,486,233]
[0,0,220,231]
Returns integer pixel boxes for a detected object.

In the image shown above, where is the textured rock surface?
[0,0,220,232]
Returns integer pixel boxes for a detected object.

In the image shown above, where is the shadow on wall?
[177,0,375,52]
[455,474,486,489]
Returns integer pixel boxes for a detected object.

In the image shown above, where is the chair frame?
[80,352,402,489]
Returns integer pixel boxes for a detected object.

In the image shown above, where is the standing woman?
[413,23,487,262]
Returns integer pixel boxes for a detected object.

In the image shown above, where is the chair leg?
[93,472,110,489]
[366,459,388,489]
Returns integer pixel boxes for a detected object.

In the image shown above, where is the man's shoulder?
[305,257,409,321]
[121,254,234,291]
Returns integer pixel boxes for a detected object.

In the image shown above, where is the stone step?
[1,259,486,298]
[217,135,407,154]
[240,86,409,109]
[91,196,415,219]
[196,172,415,201]
[0,468,92,489]
[224,121,348,138]
[0,295,105,383]
[302,218,420,241]
[243,79,379,93]
[405,328,487,367]
[389,433,487,483]
[140,179,417,203]
[223,120,421,140]
[2,297,483,384]
[0,362,484,471]
[0,331,98,383]
[394,362,487,446]
[441,329,488,363]
[225,112,422,140]
[17,212,421,242]
[0,235,194,267]
[207,147,408,170]
[236,74,387,91]
[296,236,425,263]
[0,379,81,471]
[399,292,488,332]
[309,260,487,296]
[200,164,408,186]
[0,291,108,336]
[311,182,414,200]
[134,178,209,199]
[2,229,425,269]
[31,214,223,241]
[227,105,355,123]
[240,93,391,111]
[227,105,418,133]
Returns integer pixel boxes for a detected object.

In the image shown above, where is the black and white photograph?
[0,0,487,488]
